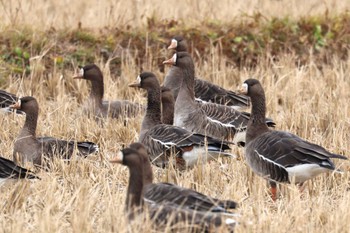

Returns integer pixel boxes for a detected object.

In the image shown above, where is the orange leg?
[269,181,278,201]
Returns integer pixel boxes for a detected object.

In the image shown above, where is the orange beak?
[163,53,176,65]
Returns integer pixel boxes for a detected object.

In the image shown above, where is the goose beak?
[238,83,248,95]
[73,68,84,79]
[9,100,21,109]
[128,75,141,88]
[163,53,177,65]
[109,151,124,164]
[167,39,178,50]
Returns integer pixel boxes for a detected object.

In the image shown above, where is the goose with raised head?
[0,156,39,185]
[10,96,99,167]
[129,142,238,213]
[166,35,250,109]
[73,64,143,119]
[240,78,347,200]
[129,72,235,169]
[163,52,275,144]
[109,145,237,232]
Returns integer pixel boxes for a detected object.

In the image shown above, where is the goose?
[163,52,275,144]
[129,142,238,213]
[239,78,347,200]
[129,72,235,169]
[0,156,38,185]
[73,64,143,119]
[0,89,24,114]
[109,145,237,232]
[9,96,99,167]
[160,86,174,125]
[165,35,250,109]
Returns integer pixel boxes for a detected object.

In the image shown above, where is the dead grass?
[0,45,348,232]
[0,0,349,29]
[0,1,349,232]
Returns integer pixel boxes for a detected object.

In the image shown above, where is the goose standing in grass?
[0,156,38,185]
[129,142,238,213]
[163,52,275,144]
[9,96,99,167]
[239,78,347,200]
[109,145,237,232]
[160,86,175,125]
[73,64,143,119]
[165,35,250,110]
[129,72,235,169]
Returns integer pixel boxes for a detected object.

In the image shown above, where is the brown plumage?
[73,64,143,119]
[240,78,347,200]
[163,52,275,144]
[165,35,250,109]
[129,72,235,169]
[109,144,237,232]
[10,96,98,167]
[129,142,238,213]
[160,86,174,125]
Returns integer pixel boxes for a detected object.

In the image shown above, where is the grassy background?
[0,1,349,232]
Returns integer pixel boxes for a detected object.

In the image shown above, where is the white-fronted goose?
[10,96,99,167]
[129,72,234,169]
[163,52,275,144]
[0,156,38,184]
[109,146,237,231]
[129,142,238,213]
[160,86,174,125]
[73,64,143,119]
[240,78,347,200]
[166,35,250,109]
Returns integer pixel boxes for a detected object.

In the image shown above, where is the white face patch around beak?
[136,75,141,84]
[171,39,178,47]
[17,99,21,108]
[241,83,248,94]
[79,68,84,77]
[110,151,124,163]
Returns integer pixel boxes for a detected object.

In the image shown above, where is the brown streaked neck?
[161,94,174,125]
[89,78,104,109]
[176,61,196,106]
[246,87,269,142]
[142,156,153,186]
[140,87,162,137]
[126,160,145,212]
[20,105,39,139]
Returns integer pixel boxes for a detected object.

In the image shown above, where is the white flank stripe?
[254,150,287,171]
[206,116,236,128]
[150,137,176,148]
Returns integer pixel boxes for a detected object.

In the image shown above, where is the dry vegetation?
[0,1,350,233]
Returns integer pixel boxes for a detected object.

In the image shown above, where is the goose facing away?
[240,78,347,200]
[10,96,99,167]
[166,35,250,109]
[73,64,143,119]
[0,156,39,185]
[109,145,237,232]
[129,72,235,169]
[163,52,275,144]
[129,142,238,213]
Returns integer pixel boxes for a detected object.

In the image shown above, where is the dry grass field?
[0,1,350,233]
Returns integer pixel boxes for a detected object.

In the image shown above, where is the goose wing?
[0,156,38,179]
[144,182,237,213]
[195,79,250,108]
